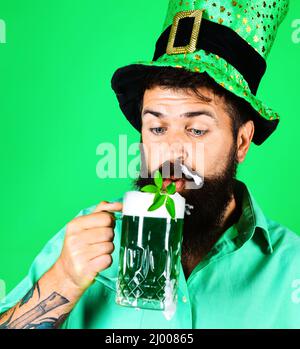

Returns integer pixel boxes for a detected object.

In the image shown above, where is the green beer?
[116,191,185,314]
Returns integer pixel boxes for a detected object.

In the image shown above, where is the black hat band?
[153,14,266,95]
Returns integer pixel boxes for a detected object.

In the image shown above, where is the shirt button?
[182,296,188,303]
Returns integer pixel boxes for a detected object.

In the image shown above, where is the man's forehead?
[141,84,236,128]
[143,85,214,102]
[142,86,221,122]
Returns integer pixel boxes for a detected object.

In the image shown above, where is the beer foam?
[180,164,203,186]
[122,191,186,219]
[162,279,177,321]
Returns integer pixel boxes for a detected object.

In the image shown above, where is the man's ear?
[236,120,255,163]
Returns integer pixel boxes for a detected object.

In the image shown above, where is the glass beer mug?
[115,191,185,315]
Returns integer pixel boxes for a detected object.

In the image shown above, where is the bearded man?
[1,0,299,329]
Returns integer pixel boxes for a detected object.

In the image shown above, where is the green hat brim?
[111,52,279,145]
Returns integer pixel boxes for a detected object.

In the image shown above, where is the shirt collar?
[216,179,273,254]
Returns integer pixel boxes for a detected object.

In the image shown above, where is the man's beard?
[132,143,239,264]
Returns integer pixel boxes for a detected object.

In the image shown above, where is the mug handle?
[114,211,123,221]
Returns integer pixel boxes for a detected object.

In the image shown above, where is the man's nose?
[168,139,188,164]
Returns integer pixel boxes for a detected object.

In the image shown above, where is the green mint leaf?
[148,194,166,211]
[154,170,163,189]
[141,184,159,193]
[153,191,161,203]
[166,196,176,219]
[166,182,176,195]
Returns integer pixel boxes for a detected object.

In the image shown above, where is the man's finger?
[80,242,115,261]
[69,211,116,232]
[93,201,123,214]
[80,227,115,244]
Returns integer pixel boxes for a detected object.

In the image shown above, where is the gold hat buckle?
[167,10,204,55]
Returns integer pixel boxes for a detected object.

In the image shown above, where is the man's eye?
[188,128,208,137]
[149,127,167,135]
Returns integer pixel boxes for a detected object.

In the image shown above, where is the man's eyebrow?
[142,109,164,118]
[182,111,217,121]
[142,109,217,122]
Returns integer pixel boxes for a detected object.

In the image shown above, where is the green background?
[0,0,299,294]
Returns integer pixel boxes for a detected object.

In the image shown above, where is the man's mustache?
[142,160,201,181]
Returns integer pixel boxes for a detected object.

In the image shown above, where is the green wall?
[0,0,299,294]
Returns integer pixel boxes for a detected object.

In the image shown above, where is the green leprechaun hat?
[111,0,289,145]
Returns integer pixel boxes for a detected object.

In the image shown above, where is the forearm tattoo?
[0,281,70,329]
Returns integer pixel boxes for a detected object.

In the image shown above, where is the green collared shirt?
[1,180,300,329]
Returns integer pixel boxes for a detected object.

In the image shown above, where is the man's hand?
[55,201,123,295]
[0,200,123,329]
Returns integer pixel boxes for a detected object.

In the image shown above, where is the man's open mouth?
[162,177,187,191]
